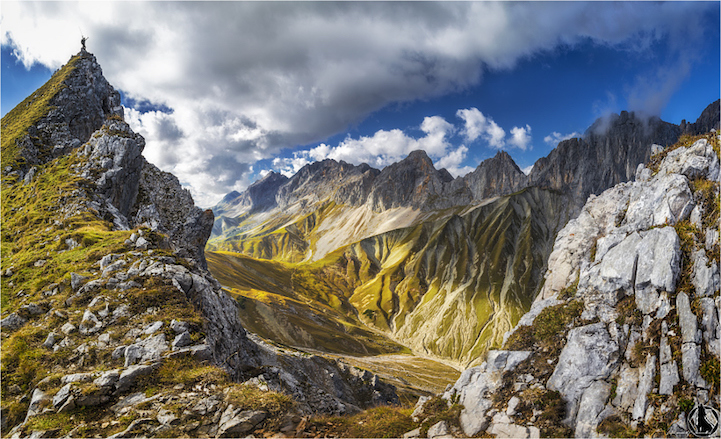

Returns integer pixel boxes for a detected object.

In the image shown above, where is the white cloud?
[456,108,506,147]
[509,125,532,150]
[521,165,534,175]
[434,145,475,177]
[543,131,582,146]
[2,1,713,205]
[273,115,458,176]
[456,108,532,150]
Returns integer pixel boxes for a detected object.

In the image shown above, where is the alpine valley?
[1,49,719,439]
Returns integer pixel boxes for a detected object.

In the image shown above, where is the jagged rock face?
[276,159,378,210]
[133,162,215,268]
[529,110,682,213]
[681,99,721,135]
[464,151,528,200]
[79,119,146,223]
[366,150,472,211]
[2,51,402,437]
[446,136,720,438]
[214,171,288,217]
[18,51,123,169]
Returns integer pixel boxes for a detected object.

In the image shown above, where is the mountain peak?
[463,149,527,199]
[1,51,122,173]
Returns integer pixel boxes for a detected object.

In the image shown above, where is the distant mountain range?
[207,99,719,368]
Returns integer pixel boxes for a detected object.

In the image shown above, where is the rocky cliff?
[528,110,682,214]
[463,150,528,200]
[419,133,720,438]
[1,51,399,438]
[681,99,721,135]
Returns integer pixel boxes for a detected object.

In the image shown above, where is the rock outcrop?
[529,110,682,214]
[1,50,399,438]
[681,99,721,135]
[463,150,528,200]
[438,134,720,438]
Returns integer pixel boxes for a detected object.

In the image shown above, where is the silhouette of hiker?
[81,36,87,51]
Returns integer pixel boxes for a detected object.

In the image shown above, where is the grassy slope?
[0,66,293,436]
[206,187,565,369]
[1,55,81,170]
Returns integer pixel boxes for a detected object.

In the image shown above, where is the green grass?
[307,405,416,438]
[1,55,81,170]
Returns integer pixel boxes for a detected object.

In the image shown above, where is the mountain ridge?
[213,100,720,224]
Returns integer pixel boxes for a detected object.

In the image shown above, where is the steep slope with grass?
[1,50,401,438]
[208,186,569,369]
[427,132,720,438]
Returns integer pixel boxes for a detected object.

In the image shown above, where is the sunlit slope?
[207,187,567,368]
[206,251,409,356]
[345,186,567,367]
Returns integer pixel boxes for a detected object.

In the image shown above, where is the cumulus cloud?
[457,108,532,150]
[1,1,714,205]
[521,165,534,175]
[509,125,532,150]
[543,131,582,146]
[457,108,506,147]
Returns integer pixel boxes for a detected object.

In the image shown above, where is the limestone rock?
[691,249,720,297]
[25,389,49,421]
[488,412,540,439]
[115,364,156,394]
[547,323,619,422]
[124,333,168,366]
[427,420,452,439]
[444,350,531,436]
[678,292,701,344]
[681,343,707,388]
[70,272,88,291]
[1,312,27,331]
[79,310,102,335]
[623,174,693,230]
[633,227,681,315]
[575,380,611,438]
[632,354,656,421]
[172,331,192,350]
[659,361,680,395]
[217,406,266,437]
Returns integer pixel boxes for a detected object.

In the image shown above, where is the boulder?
[25,389,49,421]
[217,406,266,437]
[1,312,27,331]
[488,413,540,439]
[115,364,156,394]
[124,333,168,366]
[427,420,453,439]
[172,331,192,350]
[79,310,103,335]
[70,273,88,291]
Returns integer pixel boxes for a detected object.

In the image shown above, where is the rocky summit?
[1,51,399,438]
[2,48,719,439]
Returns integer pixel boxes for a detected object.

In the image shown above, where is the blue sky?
[2,2,719,207]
